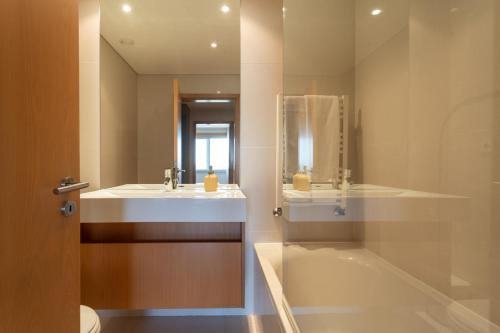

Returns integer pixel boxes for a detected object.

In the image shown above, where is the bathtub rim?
[254,242,298,333]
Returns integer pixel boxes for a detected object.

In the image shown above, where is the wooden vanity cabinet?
[80,222,244,310]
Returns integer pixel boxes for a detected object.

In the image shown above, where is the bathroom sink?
[81,184,247,223]
[98,184,242,199]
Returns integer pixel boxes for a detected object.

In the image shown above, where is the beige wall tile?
[100,38,138,188]
[354,27,409,188]
[137,76,173,183]
[79,0,100,191]
[241,0,283,64]
[284,71,354,97]
[79,61,100,191]
[240,147,280,233]
[241,63,282,148]
[79,0,100,63]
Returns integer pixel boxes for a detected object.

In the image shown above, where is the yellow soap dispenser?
[293,166,311,191]
[204,165,218,192]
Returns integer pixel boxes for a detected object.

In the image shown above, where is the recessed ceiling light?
[122,4,132,13]
[210,41,218,48]
[371,8,382,16]
[221,4,230,13]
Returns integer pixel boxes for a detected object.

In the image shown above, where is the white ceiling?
[100,0,240,75]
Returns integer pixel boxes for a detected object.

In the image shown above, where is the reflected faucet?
[165,167,185,190]
[163,169,173,191]
[333,206,346,216]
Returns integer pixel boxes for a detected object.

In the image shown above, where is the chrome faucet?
[163,169,173,191]
[164,167,185,190]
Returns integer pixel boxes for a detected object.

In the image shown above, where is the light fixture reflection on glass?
[194,99,231,103]
[371,8,382,16]
[221,4,230,13]
[122,3,132,13]
[210,41,218,48]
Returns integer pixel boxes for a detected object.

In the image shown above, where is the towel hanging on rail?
[284,95,341,183]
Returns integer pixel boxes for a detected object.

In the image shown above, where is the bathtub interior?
[257,242,500,333]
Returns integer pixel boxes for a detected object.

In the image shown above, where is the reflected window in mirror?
[195,124,232,184]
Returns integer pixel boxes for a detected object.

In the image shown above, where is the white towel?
[284,96,308,179]
[284,95,340,183]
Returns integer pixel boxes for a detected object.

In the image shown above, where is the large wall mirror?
[99,0,240,188]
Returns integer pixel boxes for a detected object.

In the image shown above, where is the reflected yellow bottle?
[204,165,218,192]
[293,166,311,191]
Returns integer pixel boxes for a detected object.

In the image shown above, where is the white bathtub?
[255,242,500,333]
[254,243,296,333]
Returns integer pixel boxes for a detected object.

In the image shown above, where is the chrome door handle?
[53,177,89,195]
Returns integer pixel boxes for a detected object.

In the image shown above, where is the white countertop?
[82,183,246,199]
[81,184,247,223]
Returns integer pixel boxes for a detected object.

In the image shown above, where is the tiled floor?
[100,316,251,333]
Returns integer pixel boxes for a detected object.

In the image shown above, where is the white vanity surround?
[282,184,467,222]
[81,184,247,223]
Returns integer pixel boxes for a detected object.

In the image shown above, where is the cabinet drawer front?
[81,242,242,309]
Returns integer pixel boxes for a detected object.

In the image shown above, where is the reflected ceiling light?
[371,8,382,16]
[210,41,218,48]
[122,4,132,13]
[194,99,231,103]
[221,4,230,13]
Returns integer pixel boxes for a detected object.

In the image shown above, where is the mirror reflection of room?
[98,0,240,189]
[179,96,239,184]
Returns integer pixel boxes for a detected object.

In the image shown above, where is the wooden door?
[172,79,182,169]
[0,0,80,332]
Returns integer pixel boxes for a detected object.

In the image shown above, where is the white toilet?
[80,305,100,333]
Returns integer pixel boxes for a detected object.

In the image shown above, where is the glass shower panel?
[281,0,500,332]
